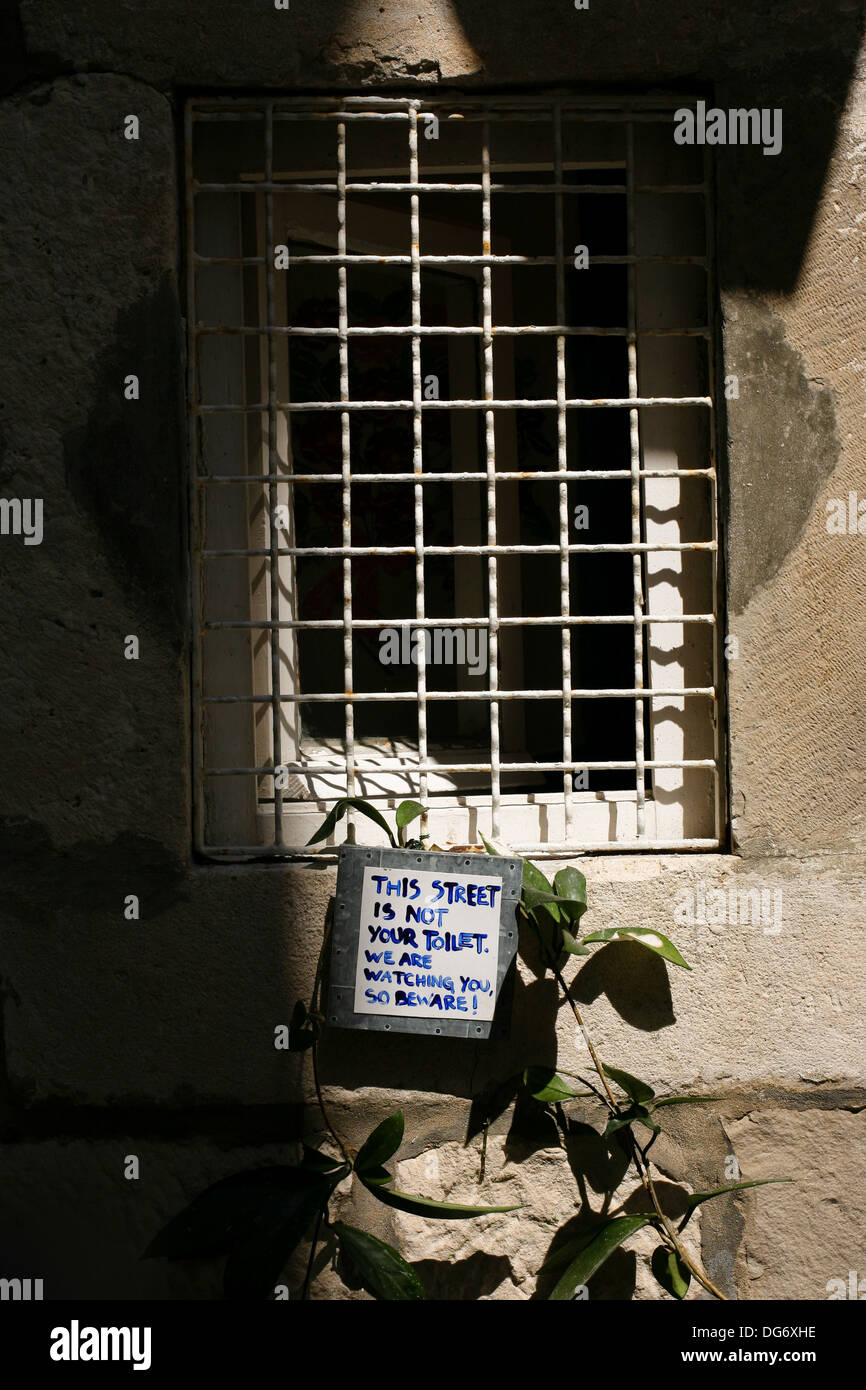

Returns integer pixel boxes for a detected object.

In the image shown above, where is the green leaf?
[650,1095,719,1111]
[523,1066,581,1104]
[145,1166,334,1297]
[522,859,553,890]
[548,1216,653,1300]
[637,1114,661,1138]
[334,1222,425,1301]
[361,1180,520,1219]
[355,1111,405,1174]
[679,1178,792,1231]
[356,1165,393,1186]
[520,861,563,958]
[603,1064,655,1106]
[553,866,588,923]
[579,926,692,970]
[144,1167,331,1260]
[347,799,399,846]
[538,1240,585,1278]
[300,1145,347,1175]
[604,1103,658,1138]
[306,799,346,847]
[288,999,316,1052]
[306,798,397,847]
[395,800,425,831]
[522,886,589,920]
[479,832,516,858]
[225,1220,317,1301]
[561,927,591,956]
[652,1244,691,1299]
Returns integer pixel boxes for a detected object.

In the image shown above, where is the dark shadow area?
[413,1250,514,1300]
[561,1117,631,1200]
[517,912,557,982]
[465,1072,521,1145]
[0,816,188,927]
[319,1230,513,1301]
[3,0,865,1302]
[532,1214,639,1301]
[571,941,676,1031]
[444,0,866,296]
[531,1125,692,1299]
[63,275,187,639]
[622,1178,690,1224]
[317,956,559,1098]
[502,1088,561,1164]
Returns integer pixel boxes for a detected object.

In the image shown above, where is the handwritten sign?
[354,865,501,1021]
[328,846,522,1038]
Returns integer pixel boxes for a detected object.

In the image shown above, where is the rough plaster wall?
[723,51,866,855]
[0,0,865,1301]
[0,76,188,857]
[726,1108,866,1300]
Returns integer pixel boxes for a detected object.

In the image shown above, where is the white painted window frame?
[187,95,724,859]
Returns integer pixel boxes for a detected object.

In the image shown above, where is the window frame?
[185,92,726,861]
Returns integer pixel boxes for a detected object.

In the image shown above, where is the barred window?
[187,94,723,859]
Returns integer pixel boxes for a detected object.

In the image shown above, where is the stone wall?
[1,0,864,1300]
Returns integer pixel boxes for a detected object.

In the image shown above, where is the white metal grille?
[186,94,723,859]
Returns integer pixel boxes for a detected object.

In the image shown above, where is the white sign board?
[352,865,502,1023]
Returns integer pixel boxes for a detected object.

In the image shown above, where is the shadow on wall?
[6,0,865,1115]
[311,0,857,619]
[323,0,866,294]
[315,907,676,1105]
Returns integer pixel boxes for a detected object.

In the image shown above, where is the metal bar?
[264,102,284,847]
[195,252,706,267]
[204,613,718,630]
[202,542,718,557]
[337,119,356,839]
[704,143,724,847]
[409,105,429,836]
[206,759,717,775]
[185,101,205,856]
[203,687,716,704]
[626,122,646,840]
[554,99,574,839]
[482,119,501,839]
[196,175,704,193]
[191,101,693,122]
[197,468,717,484]
[201,839,722,858]
[195,397,713,412]
[193,325,711,338]
[195,181,630,195]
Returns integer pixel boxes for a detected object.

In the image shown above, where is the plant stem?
[311,1040,351,1166]
[301,1208,325,1301]
[526,910,728,1300]
[627,1139,726,1298]
[524,911,618,1113]
[309,909,351,1165]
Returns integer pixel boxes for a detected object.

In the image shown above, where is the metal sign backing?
[327,845,522,1039]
